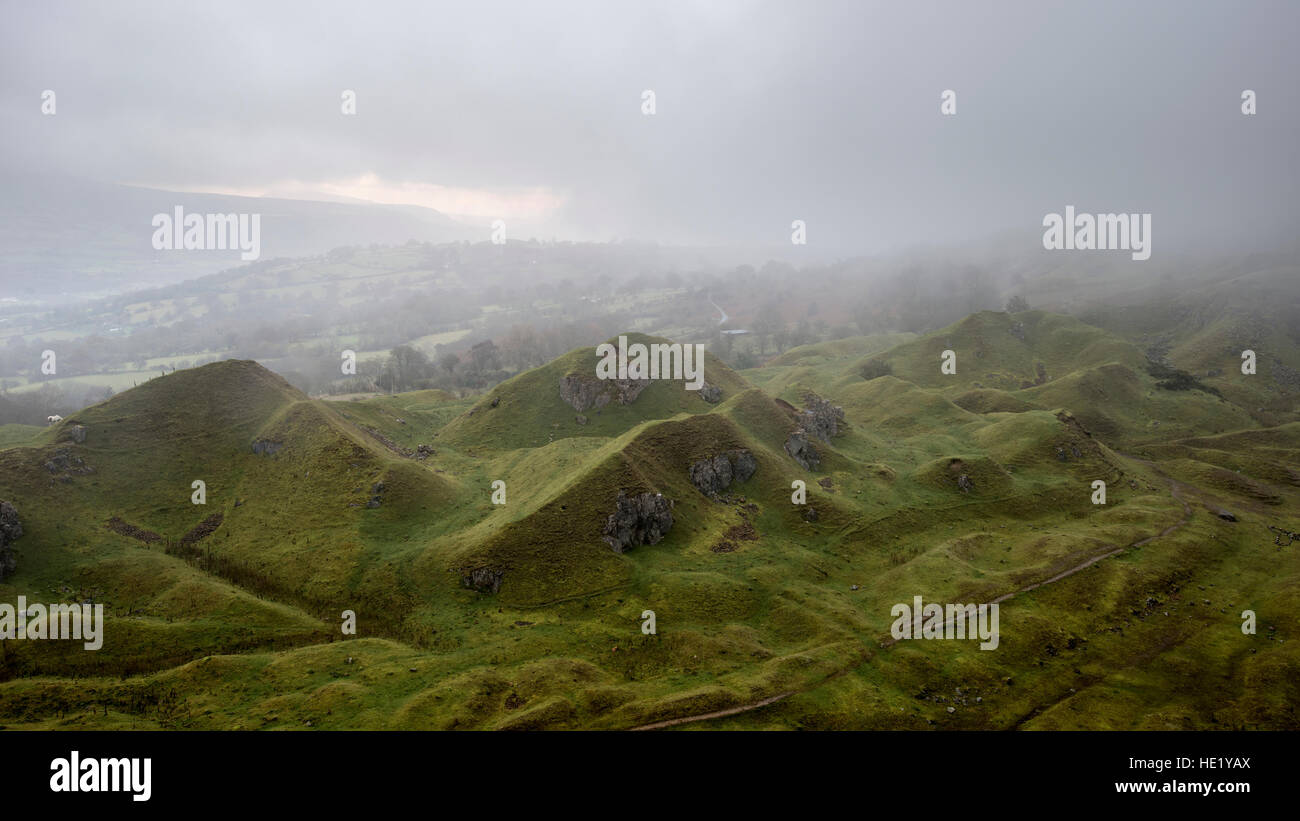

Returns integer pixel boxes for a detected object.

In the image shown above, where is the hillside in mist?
[1,287,1296,728]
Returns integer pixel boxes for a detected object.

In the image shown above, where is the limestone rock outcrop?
[688,449,757,496]
[602,491,674,553]
[462,567,504,594]
[799,394,845,443]
[784,431,821,471]
[559,373,651,412]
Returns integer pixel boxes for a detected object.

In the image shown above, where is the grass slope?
[1,316,1297,730]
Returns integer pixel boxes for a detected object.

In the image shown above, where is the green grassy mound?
[438,333,751,451]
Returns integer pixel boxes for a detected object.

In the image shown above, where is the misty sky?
[2,0,1298,255]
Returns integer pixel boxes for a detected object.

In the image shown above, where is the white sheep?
[47,415,63,425]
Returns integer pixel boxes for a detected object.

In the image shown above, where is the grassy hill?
[2,315,1298,730]
[438,332,752,451]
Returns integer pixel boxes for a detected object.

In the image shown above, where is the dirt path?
[629,692,795,731]
[629,467,1195,730]
[707,292,729,325]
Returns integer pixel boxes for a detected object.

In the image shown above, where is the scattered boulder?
[44,448,94,478]
[559,373,651,413]
[698,381,723,403]
[688,449,757,497]
[1216,509,1238,522]
[59,424,87,444]
[731,450,757,482]
[251,439,282,456]
[784,431,821,471]
[575,414,588,425]
[462,567,504,594]
[689,454,732,496]
[415,444,435,460]
[559,374,603,412]
[800,394,845,443]
[957,474,974,493]
[601,491,674,553]
[0,500,22,581]
[366,481,385,508]
[802,507,819,522]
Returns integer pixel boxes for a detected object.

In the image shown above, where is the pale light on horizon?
[131,174,568,222]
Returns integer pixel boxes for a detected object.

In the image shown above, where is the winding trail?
[630,692,795,731]
[629,465,1195,731]
[707,293,728,325]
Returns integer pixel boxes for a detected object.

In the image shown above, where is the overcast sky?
[2,0,1297,254]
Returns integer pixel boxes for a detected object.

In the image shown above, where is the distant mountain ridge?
[0,174,477,301]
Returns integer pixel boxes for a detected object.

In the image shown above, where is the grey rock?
[462,567,504,594]
[800,394,845,443]
[689,454,733,496]
[43,448,94,476]
[731,449,757,483]
[559,374,651,413]
[957,474,974,493]
[785,430,821,470]
[602,491,674,553]
[698,381,723,403]
[251,439,282,456]
[687,449,757,497]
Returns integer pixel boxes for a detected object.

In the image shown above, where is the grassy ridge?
[1,311,1297,730]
